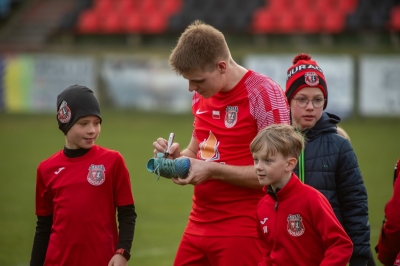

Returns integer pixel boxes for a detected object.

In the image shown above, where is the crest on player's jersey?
[304,72,319,86]
[87,164,106,186]
[199,131,220,161]
[57,100,71,123]
[287,214,305,237]
[225,106,238,128]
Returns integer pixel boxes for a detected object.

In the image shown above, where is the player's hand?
[153,137,181,159]
[172,159,210,186]
[108,254,128,266]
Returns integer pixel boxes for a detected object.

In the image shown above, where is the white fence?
[1,53,399,117]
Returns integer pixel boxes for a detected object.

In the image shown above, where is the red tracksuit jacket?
[256,174,353,266]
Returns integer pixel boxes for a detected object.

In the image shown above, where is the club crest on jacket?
[87,164,106,186]
[287,214,305,237]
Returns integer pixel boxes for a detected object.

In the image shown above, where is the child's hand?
[108,254,128,266]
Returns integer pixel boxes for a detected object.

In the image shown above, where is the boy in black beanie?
[30,85,136,266]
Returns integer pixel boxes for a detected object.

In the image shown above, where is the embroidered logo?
[287,214,305,237]
[87,164,106,186]
[260,217,269,233]
[196,109,207,115]
[199,131,220,161]
[54,167,65,174]
[224,106,238,128]
[57,100,71,123]
[304,72,319,86]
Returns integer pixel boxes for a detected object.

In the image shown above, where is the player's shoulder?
[300,183,320,194]
[247,70,276,84]
[296,182,325,199]
[246,71,284,92]
[38,149,64,168]
[299,183,331,206]
[94,145,123,157]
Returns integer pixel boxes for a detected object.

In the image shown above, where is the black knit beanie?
[56,85,102,135]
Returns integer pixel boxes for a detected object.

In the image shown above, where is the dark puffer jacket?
[294,112,371,265]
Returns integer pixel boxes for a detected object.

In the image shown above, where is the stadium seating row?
[347,0,400,30]
[168,0,264,33]
[73,0,400,34]
[77,0,182,34]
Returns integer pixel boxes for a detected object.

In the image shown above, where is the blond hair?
[250,124,304,159]
[169,20,230,74]
[337,126,351,142]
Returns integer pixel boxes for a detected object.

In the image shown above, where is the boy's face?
[252,145,293,189]
[65,115,101,149]
[290,87,324,131]
[182,63,226,98]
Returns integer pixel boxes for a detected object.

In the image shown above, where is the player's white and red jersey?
[186,70,290,237]
[35,145,134,265]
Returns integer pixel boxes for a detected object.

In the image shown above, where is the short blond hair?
[250,124,304,159]
[169,20,230,74]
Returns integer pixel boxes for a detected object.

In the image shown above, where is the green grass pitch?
[0,110,399,265]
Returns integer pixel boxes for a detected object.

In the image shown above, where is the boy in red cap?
[30,85,136,266]
[251,123,353,266]
[285,53,373,265]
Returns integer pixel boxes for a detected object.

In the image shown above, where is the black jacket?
[294,112,371,265]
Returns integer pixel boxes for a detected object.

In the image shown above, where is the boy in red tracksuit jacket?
[250,124,353,266]
[376,158,400,266]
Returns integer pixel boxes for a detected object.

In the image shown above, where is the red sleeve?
[35,165,53,216]
[113,153,134,207]
[249,77,290,131]
[377,167,400,266]
[311,193,353,266]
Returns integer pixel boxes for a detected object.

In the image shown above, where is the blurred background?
[0,0,399,265]
[0,0,400,116]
